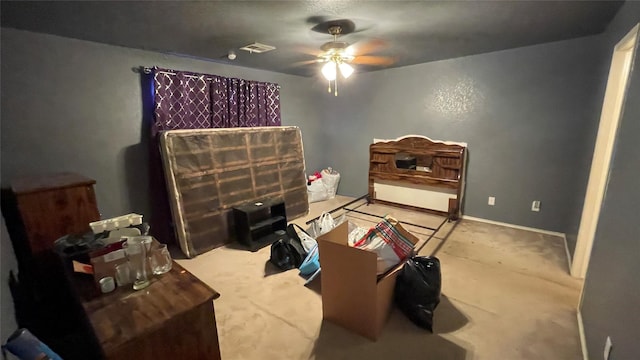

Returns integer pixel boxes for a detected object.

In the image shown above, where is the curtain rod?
[145,68,212,80]
[142,67,281,88]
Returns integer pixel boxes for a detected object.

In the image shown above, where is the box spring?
[160,127,309,258]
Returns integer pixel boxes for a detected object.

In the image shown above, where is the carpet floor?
[176,196,583,360]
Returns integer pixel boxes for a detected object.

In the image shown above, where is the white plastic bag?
[320,167,340,198]
[348,225,368,247]
[298,230,318,253]
[307,180,330,203]
[317,212,335,236]
[357,233,401,274]
[308,212,338,238]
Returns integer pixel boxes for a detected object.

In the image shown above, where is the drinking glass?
[136,235,153,252]
[149,244,172,275]
[122,237,150,290]
[114,262,131,287]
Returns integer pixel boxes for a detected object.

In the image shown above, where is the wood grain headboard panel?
[368,135,467,219]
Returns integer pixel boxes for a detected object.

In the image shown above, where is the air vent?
[239,42,276,54]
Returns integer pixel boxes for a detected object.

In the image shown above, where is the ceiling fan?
[301,20,396,96]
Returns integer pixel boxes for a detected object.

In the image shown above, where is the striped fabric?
[353,216,415,260]
[374,217,415,259]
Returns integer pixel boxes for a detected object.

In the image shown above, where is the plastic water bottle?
[2,328,63,360]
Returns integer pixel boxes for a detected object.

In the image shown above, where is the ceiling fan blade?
[350,38,387,56]
[351,55,397,66]
[310,19,356,35]
[293,45,324,57]
[307,18,374,35]
[290,59,322,67]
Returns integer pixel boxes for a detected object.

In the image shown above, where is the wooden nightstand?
[233,198,287,251]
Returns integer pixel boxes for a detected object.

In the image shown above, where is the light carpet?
[176,196,583,360]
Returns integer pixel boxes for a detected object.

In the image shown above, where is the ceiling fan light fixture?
[339,63,354,78]
[321,61,337,81]
[345,46,355,56]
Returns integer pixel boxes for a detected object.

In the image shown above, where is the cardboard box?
[317,220,420,340]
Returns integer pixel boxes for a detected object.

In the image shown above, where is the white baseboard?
[562,234,574,274]
[461,215,565,237]
[577,310,589,360]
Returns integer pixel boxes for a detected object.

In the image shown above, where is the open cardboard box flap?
[317,220,420,340]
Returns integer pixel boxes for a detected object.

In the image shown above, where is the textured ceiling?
[1,1,624,77]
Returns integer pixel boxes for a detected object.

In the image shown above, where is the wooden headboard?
[368,135,467,219]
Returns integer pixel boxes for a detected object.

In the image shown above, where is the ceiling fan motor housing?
[328,25,343,36]
[319,25,354,63]
[320,41,349,52]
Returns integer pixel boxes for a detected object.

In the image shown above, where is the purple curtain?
[212,77,281,128]
[153,67,281,134]
[149,67,281,246]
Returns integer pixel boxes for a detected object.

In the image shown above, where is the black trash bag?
[394,256,441,332]
[269,225,308,271]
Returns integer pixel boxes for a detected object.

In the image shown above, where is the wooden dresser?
[69,260,222,360]
[4,172,222,359]
[10,172,100,256]
[2,172,103,357]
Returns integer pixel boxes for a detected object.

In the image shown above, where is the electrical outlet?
[531,200,541,212]
[604,336,612,360]
[488,196,495,206]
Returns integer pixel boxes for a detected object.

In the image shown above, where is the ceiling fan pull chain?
[334,62,339,96]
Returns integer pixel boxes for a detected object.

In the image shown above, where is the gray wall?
[1,217,17,344]
[0,28,325,339]
[581,3,640,360]
[321,36,607,235]
[1,28,325,216]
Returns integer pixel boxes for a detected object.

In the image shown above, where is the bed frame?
[305,135,467,254]
[368,135,467,220]
[305,195,448,255]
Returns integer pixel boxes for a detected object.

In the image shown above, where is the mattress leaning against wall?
[159,126,309,258]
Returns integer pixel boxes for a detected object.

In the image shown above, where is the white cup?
[99,276,116,293]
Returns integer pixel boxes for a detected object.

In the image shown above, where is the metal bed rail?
[304,194,450,254]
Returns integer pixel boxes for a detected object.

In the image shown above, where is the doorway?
[571,24,639,279]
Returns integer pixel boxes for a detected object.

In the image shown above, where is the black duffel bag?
[269,225,308,271]
[394,256,442,332]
